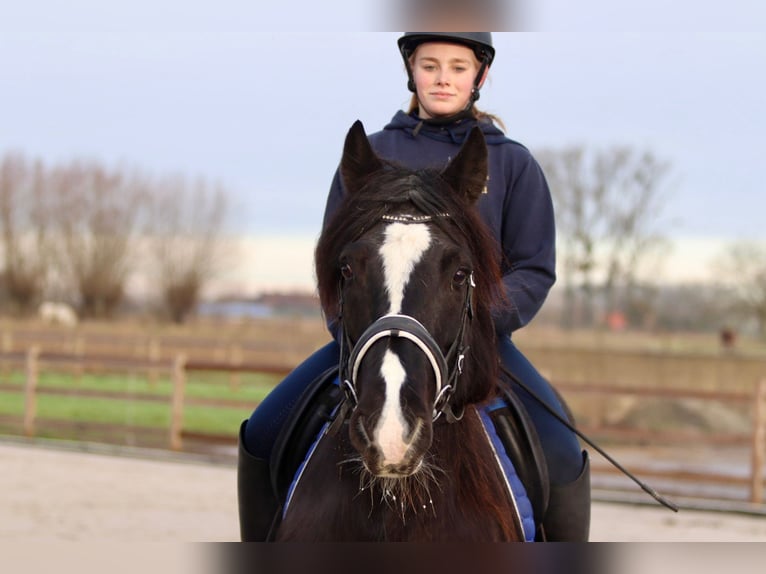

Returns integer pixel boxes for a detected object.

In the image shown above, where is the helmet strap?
[470,53,491,103]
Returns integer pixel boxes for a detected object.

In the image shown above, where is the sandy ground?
[2,440,766,543]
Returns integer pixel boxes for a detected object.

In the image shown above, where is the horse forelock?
[317,164,502,333]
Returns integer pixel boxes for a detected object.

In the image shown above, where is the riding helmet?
[397,33,495,67]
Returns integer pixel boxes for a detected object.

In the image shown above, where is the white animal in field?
[39,302,78,327]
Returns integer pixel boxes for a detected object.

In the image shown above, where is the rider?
[239,32,590,541]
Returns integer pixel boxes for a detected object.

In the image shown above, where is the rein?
[336,268,474,425]
[499,364,679,513]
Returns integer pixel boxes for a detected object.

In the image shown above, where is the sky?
[2,3,765,292]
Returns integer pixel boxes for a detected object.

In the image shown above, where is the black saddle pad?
[269,367,343,503]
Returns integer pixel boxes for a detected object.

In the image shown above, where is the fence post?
[229,344,242,390]
[73,335,85,385]
[149,338,162,387]
[1,330,11,376]
[750,378,766,504]
[169,353,187,451]
[23,346,40,438]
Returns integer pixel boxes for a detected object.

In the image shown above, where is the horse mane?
[315,160,506,407]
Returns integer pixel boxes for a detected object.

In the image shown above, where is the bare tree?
[712,241,766,337]
[0,153,55,314]
[49,162,147,318]
[147,176,228,323]
[537,145,672,328]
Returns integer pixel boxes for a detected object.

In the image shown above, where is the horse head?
[315,121,503,481]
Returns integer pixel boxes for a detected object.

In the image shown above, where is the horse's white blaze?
[371,222,430,468]
[373,222,430,465]
[379,222,431,314]
[375,350,415,464]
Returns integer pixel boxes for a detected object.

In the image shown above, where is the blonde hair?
[406,95,507,132]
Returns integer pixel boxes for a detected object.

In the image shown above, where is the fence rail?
[1,346,765,507]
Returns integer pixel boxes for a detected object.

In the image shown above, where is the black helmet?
[397,32,495,67]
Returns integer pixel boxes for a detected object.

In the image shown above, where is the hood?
[383,110,512,146]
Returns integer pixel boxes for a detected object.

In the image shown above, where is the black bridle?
[337,269,474,425]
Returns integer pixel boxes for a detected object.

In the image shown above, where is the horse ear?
[340,120,384,194]
[440,127,488,204]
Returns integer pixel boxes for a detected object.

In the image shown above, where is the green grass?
[0,369,280,437]
[37,395,172,427]
[183,404,252,435]
[0,392,23,416]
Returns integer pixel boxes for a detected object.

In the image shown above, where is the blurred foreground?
[3,439,766,543]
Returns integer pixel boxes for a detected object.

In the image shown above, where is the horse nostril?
[349,412,373,446]
[406,417,425,445]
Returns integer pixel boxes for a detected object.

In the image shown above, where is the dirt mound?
[619,398,751,434]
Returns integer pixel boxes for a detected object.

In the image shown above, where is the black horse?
[271,121,546,541]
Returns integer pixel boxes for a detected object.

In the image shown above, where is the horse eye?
[452,268,469,287]
[340,263,354,280]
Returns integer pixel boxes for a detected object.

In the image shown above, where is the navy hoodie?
[323,110,556,335]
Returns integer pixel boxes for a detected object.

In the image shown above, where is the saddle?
[266,368,550,540]
[269,366,344,508]
[481,387,550,540]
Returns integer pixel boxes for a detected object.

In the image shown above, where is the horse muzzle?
[350,410,430,478]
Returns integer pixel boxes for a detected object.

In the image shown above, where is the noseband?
[337,271,474,424]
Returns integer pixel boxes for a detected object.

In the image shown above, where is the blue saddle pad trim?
[282,378,341,518]
[479,398,536,542]
[282,419,330,518]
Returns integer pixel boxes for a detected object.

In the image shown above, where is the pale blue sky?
[2,4,765,246]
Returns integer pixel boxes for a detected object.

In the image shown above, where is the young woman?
[239,32,590,541]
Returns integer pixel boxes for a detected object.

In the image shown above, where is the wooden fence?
[555,378,766,506]
[0,347,281,455]
[1,344,766,507]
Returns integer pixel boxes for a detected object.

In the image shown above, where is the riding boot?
[237,420,279,541]
[540,450,591,541]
